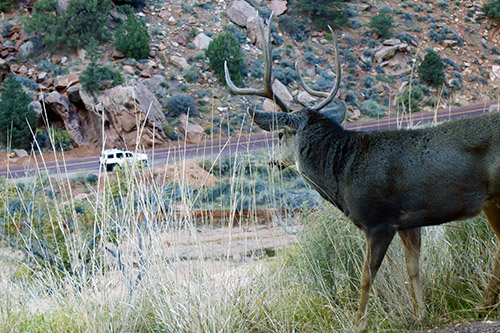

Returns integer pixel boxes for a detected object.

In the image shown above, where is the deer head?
[224,13,343,170]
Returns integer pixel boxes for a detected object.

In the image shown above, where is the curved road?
[0,101,497,179]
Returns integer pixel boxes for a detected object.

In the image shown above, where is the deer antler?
[295,25,341,112]
[224,13,290,112]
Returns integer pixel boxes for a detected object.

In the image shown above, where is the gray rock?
[227,0,258,28]
[17,41,34,62]
[13,149,28,158]
[193,33,213,50]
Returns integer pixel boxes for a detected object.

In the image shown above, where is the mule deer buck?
[225,14,500,330]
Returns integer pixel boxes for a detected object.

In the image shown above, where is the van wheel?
[106,164,115,172]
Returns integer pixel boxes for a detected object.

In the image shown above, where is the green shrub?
[183,64,199,83]
[398,88,423,113]
[0,75,38,149]
[50,127,74,151]
[80,42,123,94]
[206,32,245,86]
[166,94,198,117]
[114,13,151,60]
[418,49,445,87]
[360,99,386,118]
[293,0,350,30]
[483,0,500,21]
[24,0,112,52]
[369,8,394,39]
[0,0,14,12]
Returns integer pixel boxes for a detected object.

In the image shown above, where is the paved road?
[0,101,496,179]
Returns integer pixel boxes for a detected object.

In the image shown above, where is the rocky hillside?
[0,0,498,151]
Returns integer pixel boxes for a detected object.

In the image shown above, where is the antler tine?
[224,13,290,112]
[295,26,341,112]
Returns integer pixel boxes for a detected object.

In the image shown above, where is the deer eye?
[278,132,284,140]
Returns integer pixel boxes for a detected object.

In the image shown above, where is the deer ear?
[248,109,297,131]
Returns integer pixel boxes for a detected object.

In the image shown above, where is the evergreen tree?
[206,32,245,85]
[419,50,445,87]
[24,0,112,51]
[0,75,38,149]
[114,13,151,60]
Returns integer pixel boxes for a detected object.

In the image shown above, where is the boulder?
[80,79,167,148]
[45,91,87,146]
[374,41,408,63]
[272,79,293,105]
[53,74,79,90]
[170,55,189,69]
[269,0,287,16]
[13,149,28,158]
[179,113,205,143]
[193,33,212,50]
[380,51,411,76]
[17,41,34,62]
[227,0,258,28]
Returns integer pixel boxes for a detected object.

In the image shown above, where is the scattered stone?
[112,49,126,60]
[170,55,189,69]
[193,33,212,50]
[227,0,258,28]
[13,149,28,158]
[53,74,79,90]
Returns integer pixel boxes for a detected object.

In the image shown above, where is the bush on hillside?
[24,0,112,52]
[0,75,38,149]
[293,0,350,30]
[80,41,123,94]
[398,88,424,113]
[369,8,394,40]
[165,94,198,117]
[483,0,500,21]
[206,32,246,86]
[0,0,14,12]
[114,13,151,60]
[418,49,445,87]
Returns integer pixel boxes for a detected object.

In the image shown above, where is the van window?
[107,154,114,159]
[116,153,123,158]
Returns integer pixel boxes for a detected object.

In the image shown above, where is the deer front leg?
[355,228,395,331]
[480,202,500,313]
[398,228,425,320]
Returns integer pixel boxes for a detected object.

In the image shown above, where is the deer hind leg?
[355,228,395,330]
[480,201,500,312]
[398,228,425,320]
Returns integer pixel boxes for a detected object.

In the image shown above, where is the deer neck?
[295,112,355,212]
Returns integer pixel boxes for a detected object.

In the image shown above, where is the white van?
[99,148,149,172]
